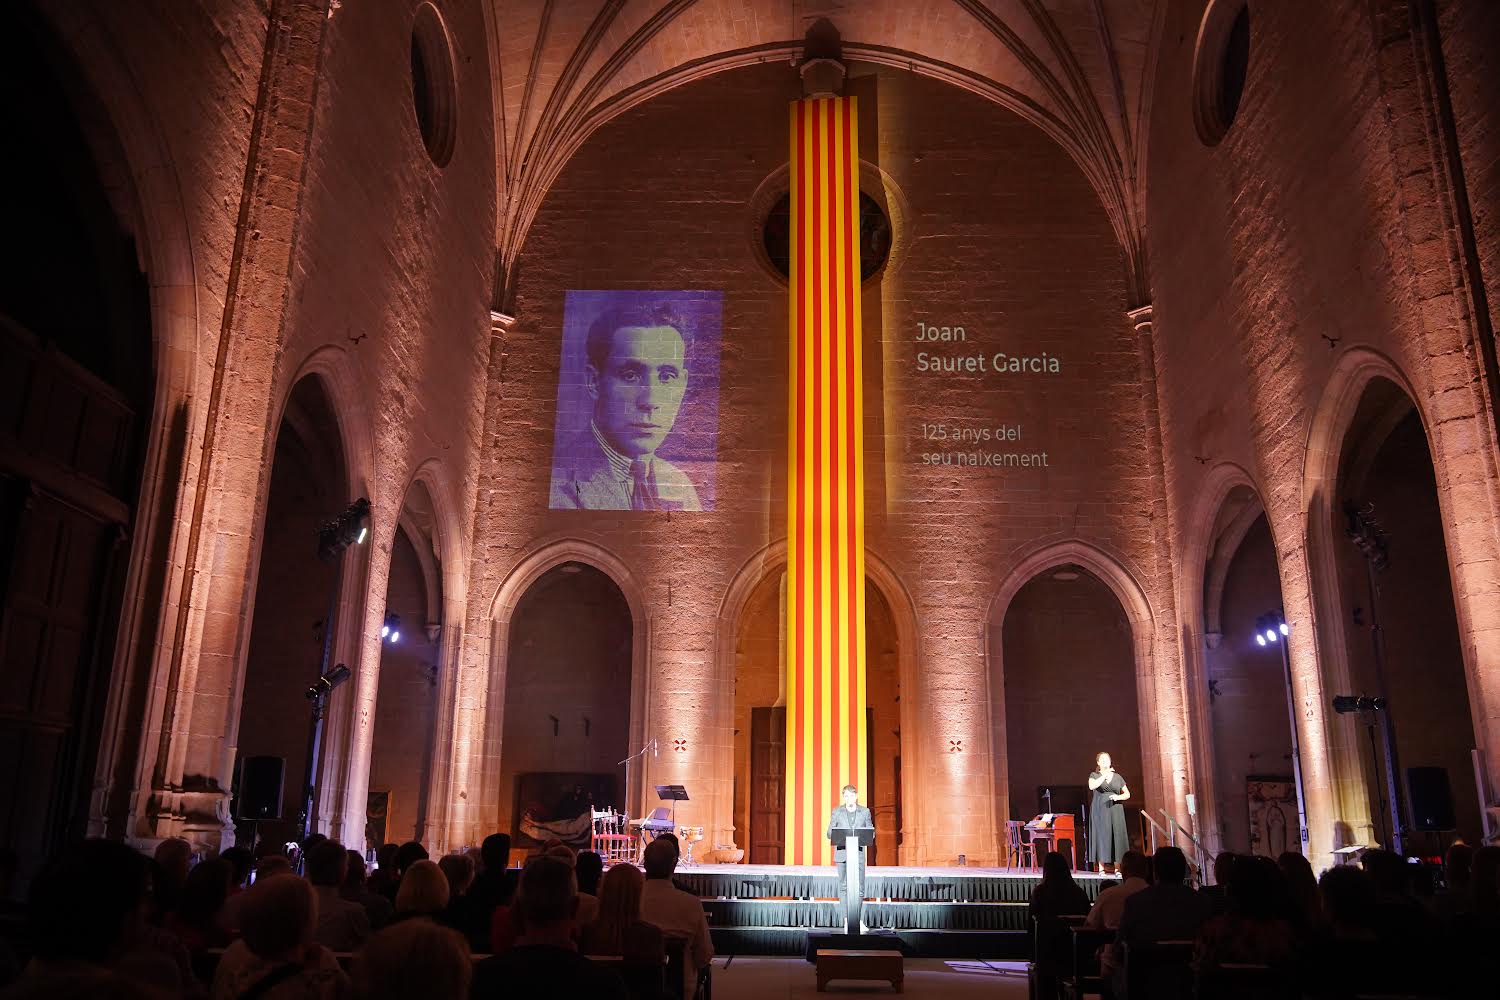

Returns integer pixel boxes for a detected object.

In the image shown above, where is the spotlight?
[1265,628,1279,643]
[383,612,401,644]
[1279,622,1289,636]
[305,663,351,700]
[1332,694,1386,714]
[317,498,372,561]
[1256,634,1267,647]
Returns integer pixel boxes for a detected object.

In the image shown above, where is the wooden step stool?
[815,949,903,993]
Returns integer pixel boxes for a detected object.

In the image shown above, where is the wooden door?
[749,707,784,864]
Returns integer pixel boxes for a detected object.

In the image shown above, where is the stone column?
[130,0,331,851]
[1127,305,1196,832]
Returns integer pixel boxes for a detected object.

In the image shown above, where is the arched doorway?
[1201,487,1297,856]
[994,565,1143,858]
[497,562,632,853]
[235,375,350,847]
[366,480,444,852]
[1329,379,1479,849]
[733,573,902,865]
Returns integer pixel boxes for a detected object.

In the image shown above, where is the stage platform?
[670,863,1114,959]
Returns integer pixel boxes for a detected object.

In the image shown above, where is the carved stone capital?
[1127,304,1155,334]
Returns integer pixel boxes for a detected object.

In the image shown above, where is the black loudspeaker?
[1407,766,1456,832]
[238,755,285,821]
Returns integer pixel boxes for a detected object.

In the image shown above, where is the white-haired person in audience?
[211,873,349,1000]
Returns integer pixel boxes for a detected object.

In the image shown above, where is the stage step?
[710,927,1031,960]
[704,898,1033,931]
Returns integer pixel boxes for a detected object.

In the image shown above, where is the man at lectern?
[826,784,874,932]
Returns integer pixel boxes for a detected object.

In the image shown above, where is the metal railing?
[1138,809,1210,885]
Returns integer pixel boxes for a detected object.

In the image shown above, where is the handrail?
[1161,809,1210,881]
[1139,810,1172,856]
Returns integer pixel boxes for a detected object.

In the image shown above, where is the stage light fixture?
[1255,633,1266,647]
[317,498,372,561]
[1332,694,1387,714]
[383,612,401,644]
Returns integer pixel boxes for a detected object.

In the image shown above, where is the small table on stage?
[1026,813,1077,870]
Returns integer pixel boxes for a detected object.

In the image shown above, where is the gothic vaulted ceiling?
[479,0,1165,307]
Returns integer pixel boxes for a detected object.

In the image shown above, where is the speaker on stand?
[236,755,286,856]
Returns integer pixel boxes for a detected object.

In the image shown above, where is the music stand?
[655,784,689,830]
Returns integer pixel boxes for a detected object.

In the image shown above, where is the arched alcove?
[1200,488,1297,856]
[731,572,902,866]
[497,561,633,850]
[235,375,349,846]
[994,565,1144,857]
[1327,379,1479,848]
[366,477,444,851]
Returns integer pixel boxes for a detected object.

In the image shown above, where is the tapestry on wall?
[1246,776,1297,857]
[513,772,617,849]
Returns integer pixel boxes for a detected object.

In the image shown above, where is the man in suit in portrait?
[827,784,874,933]
[550,303,703,511]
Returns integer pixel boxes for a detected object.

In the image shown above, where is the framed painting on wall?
[513,772,617,849]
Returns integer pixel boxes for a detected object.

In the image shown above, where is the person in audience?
[1084,849,1148,930]
[541,844,599,928]
[254,856,292,881]
[1028,851,1090,999]
[219,846,253,894]
[211,873,349,1000]
[165,856,234,954]
[438,852,477,932]
[1318,865,1379,942]
[1467,844,1500,920]
[355,917,472,1000]
[366,843,401,900]
[306,839,370,952]
[1361,848,1431,943]
[580,862,665,966]
[463,834,517,951]
[15,839,182,995]
[1430,842,1475,921]
[576,850,604,897]
[1029,850,1091,923]
[1199,851,1235,914]
[1115,846,1213,951]
[150,838,193,924]
[1195,854,1298,969]
[393,859,450,923]
[341,849,393,930]
[470,856,627,999]
[1276,851,1321,931]
[639,837,713,997]
[394,842,431,885]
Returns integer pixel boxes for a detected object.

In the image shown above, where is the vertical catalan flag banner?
[785,96,867,866]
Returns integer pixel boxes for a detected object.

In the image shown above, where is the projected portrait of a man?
[549,291,721,511]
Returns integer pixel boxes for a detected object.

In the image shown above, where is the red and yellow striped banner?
[785,96,867,866]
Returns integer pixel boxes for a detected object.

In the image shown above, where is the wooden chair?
[1005,819,1036,869]
[1059,925,1114,1000]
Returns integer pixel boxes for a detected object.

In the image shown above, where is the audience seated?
[576,851,604,897]
[580,863,665,967]
[1084,850,1148,930]
[1276,850,1321,932]
[639,839,712,998]
[1198,851,1234,915]
[340,850,393,931]
[305,840,370,952]
[1195,854,1298,970]
[462,834,517,953]
[354,917,471,1000]
[150,839,193,926]
[164,857,233,955]
[470,857,626,999]
[437,854,476,933]
[1360,848,1432,944]
[365,844,401,902]
[393,860,450,924]
[210,874,349,1000]
[14,839,183,996]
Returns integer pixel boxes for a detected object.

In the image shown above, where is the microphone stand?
[617,738,655,818]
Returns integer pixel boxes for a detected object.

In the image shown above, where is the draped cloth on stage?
[784,95,867,867]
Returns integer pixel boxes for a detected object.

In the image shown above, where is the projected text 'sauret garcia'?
[913,322,1062,375]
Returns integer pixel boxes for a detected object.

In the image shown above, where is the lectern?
[828,826,874,935]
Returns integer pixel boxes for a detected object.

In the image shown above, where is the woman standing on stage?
[1087,752,1130,874]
